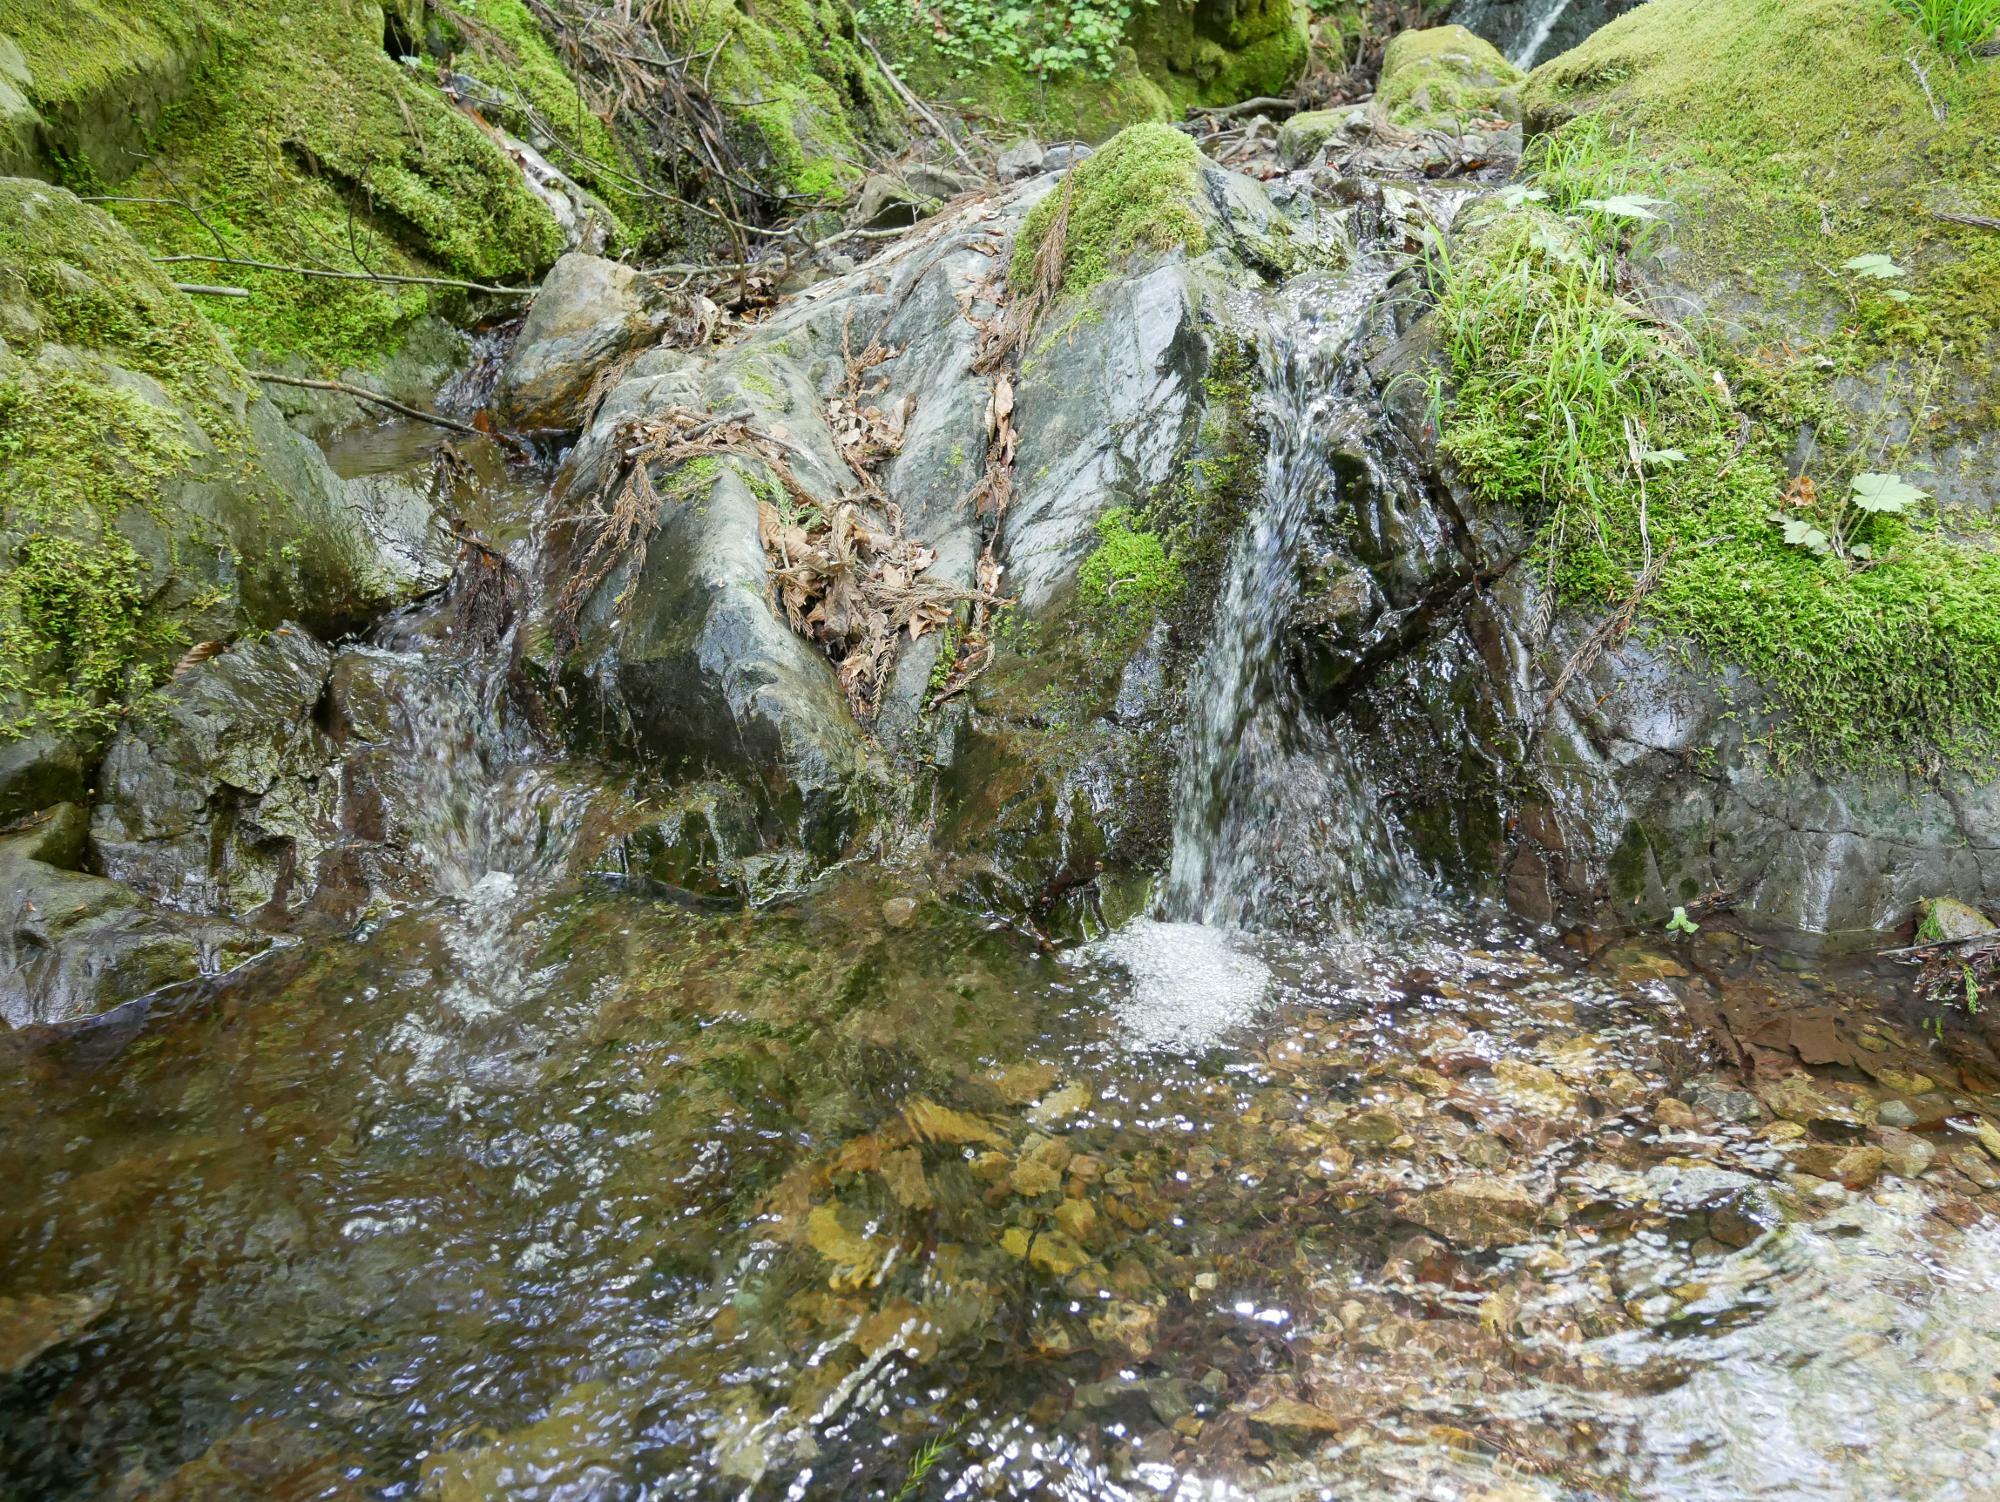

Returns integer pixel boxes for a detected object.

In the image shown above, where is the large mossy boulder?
[1523,0,2000,514]
[1377,24,1522,130]
[1335,0,2000,935]
[0,179,442,816]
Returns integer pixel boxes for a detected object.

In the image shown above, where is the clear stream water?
[6,273,2000,1502]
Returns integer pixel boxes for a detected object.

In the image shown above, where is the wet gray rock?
[537,153,1331,865]
[497,253,685,431]
[91,626,340,922]
[0,820,264,1029]
[997,137,1045,181]
[1276,105,1370,170]
[851,172,931,231]
[1041,143,1093,173]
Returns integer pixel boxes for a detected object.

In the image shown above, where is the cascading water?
[1449,0,1635,68]
[1160,263,1421,931]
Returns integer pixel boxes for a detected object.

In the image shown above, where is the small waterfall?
[1512,0,1577,67]
[1448,0,1633,68]
[1160,266,1421,930]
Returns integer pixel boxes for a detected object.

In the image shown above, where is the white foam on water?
[1085,920,1272,1054]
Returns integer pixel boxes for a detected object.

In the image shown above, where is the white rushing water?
[1159,263,1420,931]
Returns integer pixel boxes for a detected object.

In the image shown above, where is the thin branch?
[1189,95,1301,120]
[152,253,535,295]
[1933,209,2000,232]
[174,282,252,298]
[859,32,979,174]
[247,370,488,437]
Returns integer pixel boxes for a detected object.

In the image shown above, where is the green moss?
[676,0,897,202]
[1078,506,1180,647]
[0,184,244,732]
[1377,24,1521,129]
[864,0,1305,144]
[1008,123,1207,298]
[0,0,569,368]
[0,533,177,736]
[1431,178,2000,769]
[1524,0,2000,404]
[445,0,642,233]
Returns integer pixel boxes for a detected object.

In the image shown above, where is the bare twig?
[247,371,489,437]
[859,32,978,174]
[1933,209,2000,232]
[1907,50,1947,124]
[174,282,252,298]
[153,253,535,296]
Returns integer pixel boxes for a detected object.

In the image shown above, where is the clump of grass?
[1891,0,2000,55]
[1428,115,2000,771]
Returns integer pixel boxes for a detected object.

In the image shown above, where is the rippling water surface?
[5,871,1999,1500]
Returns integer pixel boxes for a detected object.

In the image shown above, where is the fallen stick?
[246,371,487,438]
[860,33,979,175]
[174,282,251,298]
[154,253,535,296]
[1190,95,1301,120]
[1879,931,2000,959]
[1934,210,2000,232]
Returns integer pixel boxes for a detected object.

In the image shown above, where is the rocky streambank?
[3,0,1999,1030]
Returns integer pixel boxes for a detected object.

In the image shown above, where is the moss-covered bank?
[0,0,898,371]
[0,179,417,746]
[1524,0,2000,475]
[1427,96,2000,770]
[0,0,579,370]
[864,0,1307,143]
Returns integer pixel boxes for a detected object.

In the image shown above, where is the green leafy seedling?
[1849,472,1927,514]
[1842,252,1907,280]
[1666,906,1700,935]
[1580,193,1666,219]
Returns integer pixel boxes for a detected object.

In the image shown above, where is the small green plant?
[1666,906,1700,935]
[1890,0,2000,56]
[892,1419,966,1502]
[1768,471,1927,561]
[859,0,1159,79]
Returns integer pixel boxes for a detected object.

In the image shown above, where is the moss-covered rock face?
[867,0,1307,144]
[0,179,433,778]
[1377,24,1523,130]
[0,0,579,371]
[1523,0,2000,509]
[1424,0,2000,770]
[681,0,900,202]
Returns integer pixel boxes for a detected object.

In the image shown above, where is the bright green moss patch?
[0,185,235,733]
[676,0,896,202]
[1431,143,2000,770]
[445,0,642,231]
[1079,506,1180,647]
[1009,123,1207,297]
[1377,24,1521,129]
